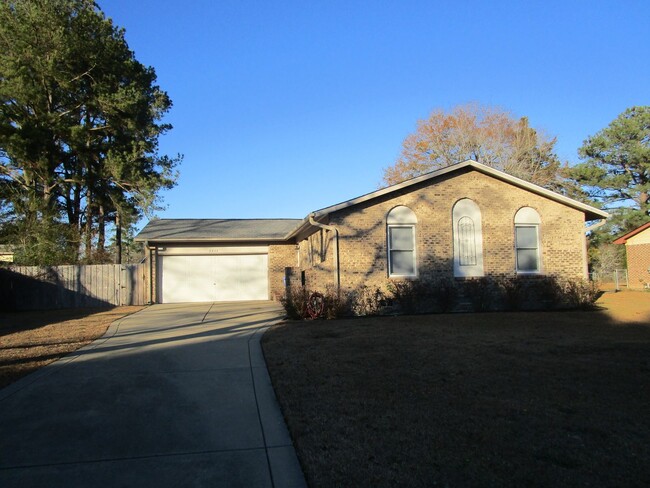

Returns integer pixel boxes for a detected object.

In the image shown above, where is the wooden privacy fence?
[0,263,149,311]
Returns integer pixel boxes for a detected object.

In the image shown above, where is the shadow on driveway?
[0,301,306,488]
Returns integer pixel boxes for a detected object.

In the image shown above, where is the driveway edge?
[249,324,307,488]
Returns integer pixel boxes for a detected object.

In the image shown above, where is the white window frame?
[458,216,477,266]
[386,206,418,278]
[387,224,417,278]
[514,207,542,274]
[452,199,484,278]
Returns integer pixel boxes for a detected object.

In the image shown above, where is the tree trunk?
[115,212,122,264]
[98,203,105,254]
[638,191,649,212]
[85,186,93,262]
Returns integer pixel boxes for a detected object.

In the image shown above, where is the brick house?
[614,222,650,289]
[136,160,608,303]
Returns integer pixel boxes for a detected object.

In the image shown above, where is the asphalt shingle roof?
[136,218,303,242]
[137,161,609,244]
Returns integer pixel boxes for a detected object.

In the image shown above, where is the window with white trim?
[453,199,484,277]
[387,206,417,277]
[458,216,477,266]
[514,207,541,273]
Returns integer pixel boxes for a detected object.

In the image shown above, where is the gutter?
[308,213,341,294]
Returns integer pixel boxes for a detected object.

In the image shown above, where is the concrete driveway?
[0,301,306,488]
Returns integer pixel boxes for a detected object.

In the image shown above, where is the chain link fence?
[589,269,628,291]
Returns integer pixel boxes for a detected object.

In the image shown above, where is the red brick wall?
[626,243,650,289]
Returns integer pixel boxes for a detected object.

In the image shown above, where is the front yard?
[262,291,650,487]
[0,306,142,389]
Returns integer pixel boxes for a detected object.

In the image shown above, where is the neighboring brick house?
[136,160,608,303]
[614,222,650,289]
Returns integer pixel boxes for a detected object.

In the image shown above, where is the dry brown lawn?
[0,306,143,389]
[262,291,650,488]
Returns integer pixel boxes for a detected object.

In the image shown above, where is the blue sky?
[101,0,649,223]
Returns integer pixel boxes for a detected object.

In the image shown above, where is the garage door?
[159,254,269,303]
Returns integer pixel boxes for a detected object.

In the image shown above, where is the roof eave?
[613,221,650,244]
[284,217,313,241]
[135,237,290,243]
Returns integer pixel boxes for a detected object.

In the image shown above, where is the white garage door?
[159,254,269,303]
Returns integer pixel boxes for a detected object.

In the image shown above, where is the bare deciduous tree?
[383,103,563,189]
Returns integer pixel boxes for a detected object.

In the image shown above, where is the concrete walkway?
[0,301,306,488]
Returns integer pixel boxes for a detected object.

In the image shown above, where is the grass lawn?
[262,291,650,487]
[0,306,143,389]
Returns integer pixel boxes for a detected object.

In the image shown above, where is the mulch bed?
[262,291,650,487]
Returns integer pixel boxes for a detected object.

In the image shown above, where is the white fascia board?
[135,237,288,244]
[283,217,315,241]
[474,164,609,220]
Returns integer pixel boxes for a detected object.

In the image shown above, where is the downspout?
[309,213,340,295]
[146,242,155,304]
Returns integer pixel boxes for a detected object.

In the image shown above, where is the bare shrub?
[323,286,352,320]
[500,276,599,311]
[460,277,496,312]
[432,279,457,312]
[559,278,601,310]
[386,280,430,314]
[280,287,310,319]
[386,279,459,314]
[496,276,528,310]
[351,285,387,316]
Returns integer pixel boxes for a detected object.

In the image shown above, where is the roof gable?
[311,160,609,221]
[613,221,650,244]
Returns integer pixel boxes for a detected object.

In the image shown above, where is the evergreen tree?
[568,106,650,234]
[0,0,180,264]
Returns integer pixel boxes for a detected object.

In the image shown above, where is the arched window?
[458,216,477,266]
[453,199,484,277]
[387,206,417,277]
[514,207,542,273]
